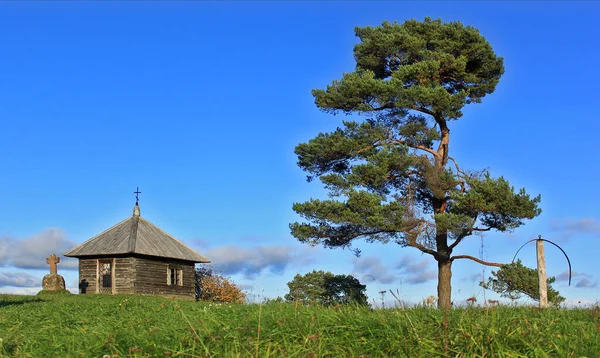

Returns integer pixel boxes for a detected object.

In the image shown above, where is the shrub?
[195,266,246,303]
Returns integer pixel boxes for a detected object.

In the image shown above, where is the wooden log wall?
[114,257,135,294]
[78,259,97,294]
[133,256,195,299]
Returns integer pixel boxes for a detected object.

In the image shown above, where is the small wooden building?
[64,203,210,299]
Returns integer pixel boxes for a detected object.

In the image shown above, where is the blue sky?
[1,1,599,306]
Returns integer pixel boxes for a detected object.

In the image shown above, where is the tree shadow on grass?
[0,297,43,308]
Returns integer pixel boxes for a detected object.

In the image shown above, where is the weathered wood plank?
[78,259,96,294]
[74,255,196,299]
[114,257,135,294]
[132,257,195,298]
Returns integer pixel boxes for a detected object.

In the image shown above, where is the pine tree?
[290,18,541,309]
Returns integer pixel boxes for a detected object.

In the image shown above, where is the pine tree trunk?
[437,259,452,309]
[434,117,452,310]
[433,197,451,310]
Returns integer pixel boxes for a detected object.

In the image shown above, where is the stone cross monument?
[46,254,60,275]
[42,253,66,292]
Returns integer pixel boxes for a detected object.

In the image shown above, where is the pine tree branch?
[407,241,440,259]
[388,170,423,182]
[405,220,440,259]
[451,169,467,194]
[412,105,435,117]
[348,230,388,239]
[448,235,466,250]
[389,139,439,158]
[451,255,505,267]
[402,170,422,178]
[447,156,468,179]
[448,223,490,251]
[372,104,395,111]
[352,143,377,156]
[371,103,435,117]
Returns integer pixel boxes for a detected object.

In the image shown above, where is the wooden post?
[536,238,548,308]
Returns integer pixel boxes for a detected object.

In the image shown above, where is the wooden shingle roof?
[64,204,210,263]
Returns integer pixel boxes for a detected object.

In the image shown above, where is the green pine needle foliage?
[481,259,566,305]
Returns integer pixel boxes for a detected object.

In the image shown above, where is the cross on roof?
[134,187,141,204]
[46,254,60,275]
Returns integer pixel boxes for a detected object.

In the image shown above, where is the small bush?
[195,266,246,303]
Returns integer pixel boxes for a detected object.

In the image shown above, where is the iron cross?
[134,187,141,204]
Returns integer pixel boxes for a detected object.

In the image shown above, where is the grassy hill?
[0,293,598,357]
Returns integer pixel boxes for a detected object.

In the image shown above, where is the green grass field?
[0,293,598,357]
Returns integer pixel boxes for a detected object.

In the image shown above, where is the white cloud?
[575,278,598,289]
[352,256,396,284]
[204,245,313,279]
[0,271,41,287]
[556,270,589,281]
[550,218,600,240]
[352,255,437,286]
[396,256,437,284]
[462,272,484,283]
[236,283,255,291]
[0,286,41,295]
[555,270,598,289]
[0,228,78,270]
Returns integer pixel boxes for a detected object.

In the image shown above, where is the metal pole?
[536,237,548,308]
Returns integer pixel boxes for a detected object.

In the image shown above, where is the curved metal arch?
[511,236,572,286]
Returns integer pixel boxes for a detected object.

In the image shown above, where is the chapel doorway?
[98,260,113,294]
